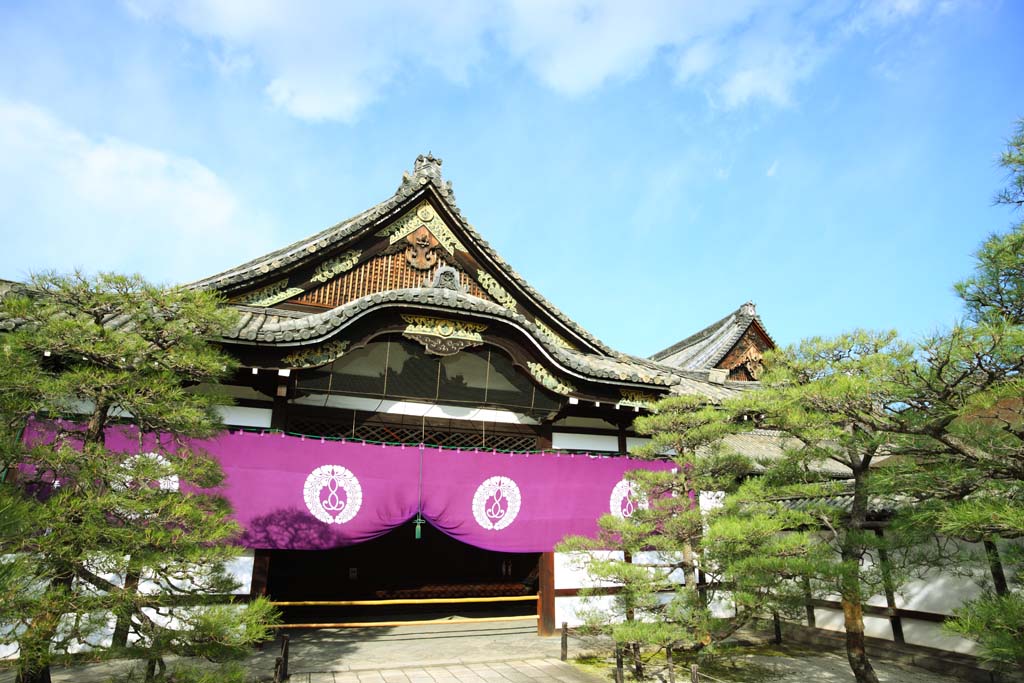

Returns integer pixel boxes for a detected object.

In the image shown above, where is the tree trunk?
[112,565,140,647]
[983,540,1009,595]
[840,465,879,683]
[631,642,644,679]
[17,570,73,683]
[15,667,52,683]
[84,401,110,447]
[840,595,879,683]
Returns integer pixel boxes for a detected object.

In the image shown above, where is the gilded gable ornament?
[401,314,486,356]
[310,249,362,284]
[533,319,574,350]
[282,339,350,369]
[377,200,465,255]
[619,390,658,410]
[232,279,304,307]
[526,362,575,396]
[476,270,517,310]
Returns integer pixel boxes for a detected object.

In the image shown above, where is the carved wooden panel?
[719,325,773,381]
[292,252,492,308]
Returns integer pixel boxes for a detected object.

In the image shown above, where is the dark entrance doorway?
[265,519,540,624]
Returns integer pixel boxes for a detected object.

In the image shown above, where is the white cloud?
[123,0,941,122]
[766,160,780,177]
[126,0,491,122]
[0,100,273,284]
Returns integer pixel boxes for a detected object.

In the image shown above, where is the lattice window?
[285,416,538,451]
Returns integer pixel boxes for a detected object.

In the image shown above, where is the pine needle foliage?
[557,394,787,673]
[873,121,1024,669]
[715,331,919,683]
[0,272,278,683]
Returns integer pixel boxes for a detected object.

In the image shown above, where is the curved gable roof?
[651,301,775,371]
[187,154,615,357]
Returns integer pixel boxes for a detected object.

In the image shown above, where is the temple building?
[174,154,771,632]
[3,155,994,658]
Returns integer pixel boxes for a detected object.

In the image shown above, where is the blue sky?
[1,1,1022,357]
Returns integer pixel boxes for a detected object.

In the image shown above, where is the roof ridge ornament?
[740,301,757,317]
[429,265,467,293]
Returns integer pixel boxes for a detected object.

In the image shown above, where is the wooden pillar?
[537,422,553,452]
[250,549,271,599]
[538,552,556,635]
[617,422,628,455]
[270,370,292,430]
[874,528,904,643]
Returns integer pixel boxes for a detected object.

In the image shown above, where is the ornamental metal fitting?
[401,314,486,356]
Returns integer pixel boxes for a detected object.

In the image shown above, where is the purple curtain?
[24,423,672,553]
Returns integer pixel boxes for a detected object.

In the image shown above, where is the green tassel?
[414,514,424,540]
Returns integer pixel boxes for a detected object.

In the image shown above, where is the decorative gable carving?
[526,362,575,396]
[402,314,486,356]
[476,270,517,310]
[719,325,772,381]
[404,226,440,270]
[310,249,362,283]
[231,279,304,307]
[377,201,465,255]
[533,319,574,350]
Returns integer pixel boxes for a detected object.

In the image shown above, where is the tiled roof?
[723,429,860,476]
[650,301,775,370]
[217,287,741,401]
[186,154,615,357]
[770,489,900,516]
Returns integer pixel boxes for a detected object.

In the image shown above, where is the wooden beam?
[808,599,947,623]
[274,615,537,629]
[250,550,271,599]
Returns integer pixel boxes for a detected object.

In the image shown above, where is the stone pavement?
[0,622,982,682]
[0,621,603,682]
[287,659,601,683]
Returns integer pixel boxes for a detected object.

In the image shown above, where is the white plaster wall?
[551,433,618,453]
[555,551,624,589]
[895,540,990,615]
[810,604,901,640]
[216,405,272,429]
[698,491,724,513]
[625,437,651,453]
[228,550,255,595]
[555,595,617,628]
[902,620,979,654]
[812,606,847,633]
[554,551,624,628]
[862,614,894,640]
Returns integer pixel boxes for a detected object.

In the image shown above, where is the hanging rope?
[414,442,426,539]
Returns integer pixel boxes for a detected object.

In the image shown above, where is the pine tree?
[0,272,277,683]
[874,121,1024,668]
[718,331,920,683]
[557,395,794,676]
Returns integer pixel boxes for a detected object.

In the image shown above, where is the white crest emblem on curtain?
[610,478,647,518]
[472,476,521,531]
[303,465,363,524]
